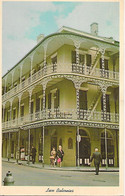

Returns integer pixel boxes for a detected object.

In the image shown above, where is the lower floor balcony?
[2,109,119,130]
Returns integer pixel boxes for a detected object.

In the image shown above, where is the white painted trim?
[51,52,57,59]
[50,88,57,93]
[80,87,88,91]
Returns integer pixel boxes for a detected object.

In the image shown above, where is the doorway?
[78,129,91,166]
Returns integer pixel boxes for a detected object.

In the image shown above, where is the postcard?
[0,0,124,195]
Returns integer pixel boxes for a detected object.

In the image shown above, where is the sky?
[2,1,119,76]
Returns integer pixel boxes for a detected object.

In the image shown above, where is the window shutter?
[41,98,43,111]
[79,54,85,64]
[31,102,34,114]
[100,58,102,69]
[105,59,109,70]
[86,54,91,66]
[72,51,76,64]
[48,93,52,109]
[21,105,24,117]
[54,89,60,109]
[79,90,87,110]
[36,98,40,112]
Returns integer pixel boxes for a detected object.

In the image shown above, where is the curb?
[2,160,119,172]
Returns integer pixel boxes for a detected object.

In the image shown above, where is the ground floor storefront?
[2,126,119,167]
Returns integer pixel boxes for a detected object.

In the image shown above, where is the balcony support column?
[42,84,47,119]
[27,129,30,165]
[16,130,20,163]
[42,125,45,167]
[8,132,11,161]
[105,128,108,169]
[100,85,107,121]
[29,90,32,122]
[18,95,21,118]
[73,81,82,119]
[77,126,80,167]
[76,88,80,119]
[75,45,80,65]
[3,104,5,122]
[100,48,105,77]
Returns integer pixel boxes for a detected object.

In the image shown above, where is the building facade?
[2,23,119,167]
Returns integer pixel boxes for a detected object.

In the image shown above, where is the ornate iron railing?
[2,63,119,102]
[2,109,119,129]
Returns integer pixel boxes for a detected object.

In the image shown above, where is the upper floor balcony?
[2,62,119,102]
[2,108,119,130]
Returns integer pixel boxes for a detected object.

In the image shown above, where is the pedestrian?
[50,147,56,167]
[57,145,64,167]
[31,145,37,164]
[88,147,102,175]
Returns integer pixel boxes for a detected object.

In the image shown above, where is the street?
[2,162,119,186]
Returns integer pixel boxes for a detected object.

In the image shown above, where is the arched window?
[59,138,62,146]
[68,138,73,149]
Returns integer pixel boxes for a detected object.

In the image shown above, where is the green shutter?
[79,90,87,110]
[72,51,76,64]
[86,54,91,66]
[54,89,60,109]
[36,98,40,112]
[48,93,52,109]
[79,54,85,64]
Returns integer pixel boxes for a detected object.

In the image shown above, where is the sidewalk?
[2,158,119,172]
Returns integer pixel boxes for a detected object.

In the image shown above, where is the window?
[79,90,87,110]
[41,98,43,111]
[36,98,40,112]
[86,54,91,66]
[54,89,60,109]
[31,102,34,114]
[48,93,52,109]
[59,138,62,146]
[7,110,10,121]
[72,51,76,64]
[79,54,85,65]
[13,109,16,120]
[21,105,24,117]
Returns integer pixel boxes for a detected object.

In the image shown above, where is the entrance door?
[78,129,91,166]
[101,131,114,167]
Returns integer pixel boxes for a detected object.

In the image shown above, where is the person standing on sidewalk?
[57,145,64,167]
[31,145,37,164]
[88,148,102,175]
[50,147,56,167]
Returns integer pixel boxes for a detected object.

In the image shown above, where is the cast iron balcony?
[2,109,119,130]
